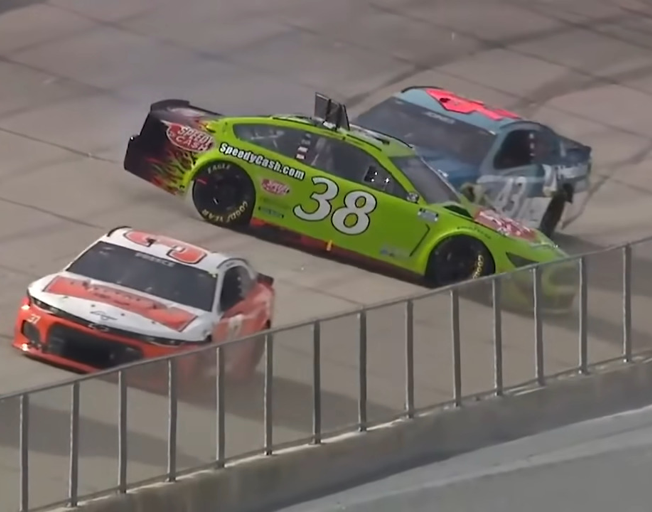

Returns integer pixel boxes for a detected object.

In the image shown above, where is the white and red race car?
[14,226,275,382]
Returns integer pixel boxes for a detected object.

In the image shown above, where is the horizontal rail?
[2,233,650,511]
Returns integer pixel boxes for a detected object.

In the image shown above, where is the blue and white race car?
[354,86,592,237]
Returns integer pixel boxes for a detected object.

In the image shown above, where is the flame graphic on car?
[146,147,196,195]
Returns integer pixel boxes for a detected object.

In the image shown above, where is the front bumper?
[503,261,578,313]
[13,300,265,382]
[14,302,165,374]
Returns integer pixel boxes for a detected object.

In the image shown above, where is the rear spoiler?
[257,273,275,286]
[149,99,223,118]
[560,136,591,155]
[124,99,222,180]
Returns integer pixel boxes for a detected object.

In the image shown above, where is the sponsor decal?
[258,206,285,219]
[44,276,197,332]
[380,245,410,260]
[261,178,291,196]
[201,201,249,224]
[260,196,289,210]
[163,121,214,153]
[89,311,118,322]
[474,208,537,242]
[219,142,305,181]
[423,110,456,124]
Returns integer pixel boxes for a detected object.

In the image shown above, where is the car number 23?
[293,176,378,235]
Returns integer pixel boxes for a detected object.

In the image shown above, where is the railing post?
[451,289,462,406]
[312,321,322,445]
[358,310,368,432]
[533,266,545,386]
[19,394,29,512]
[623,244,632,362]
[118,370,128,494]
[68,382,80,507]
[579,257,589,374]
[492,277,504,396]
[167,358,178,482]
[216,345,225,468]
[263,332,274,455]
[405,299,415,418]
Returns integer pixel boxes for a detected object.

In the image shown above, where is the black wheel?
[192,161,255,227]
[539,194,566,238]
[425,235,495,288]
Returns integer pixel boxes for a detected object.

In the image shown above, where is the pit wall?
[57,355,652,512]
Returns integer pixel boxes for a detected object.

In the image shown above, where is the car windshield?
[391,156,460,204]
[66,242,217,311]
[355,97,495,166]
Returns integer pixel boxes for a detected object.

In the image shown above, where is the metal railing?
[1,236,651,511]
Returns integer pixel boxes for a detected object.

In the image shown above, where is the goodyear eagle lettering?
[219,143,305,181]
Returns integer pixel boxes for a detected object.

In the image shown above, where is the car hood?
[28,272,215,342]
[436,201,562,253]
[414,148,480,189]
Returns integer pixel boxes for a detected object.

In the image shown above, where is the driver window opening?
[308,136,369,182]
[308,136,408,199]
[362,165,408,199]
[220,267,244,312]
[494,130,536,170]
[219,265,255,312]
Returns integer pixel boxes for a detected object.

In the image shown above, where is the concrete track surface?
[278,404,652,512]
[2,0,652,508]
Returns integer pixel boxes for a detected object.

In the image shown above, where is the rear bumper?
[123,135,151,181]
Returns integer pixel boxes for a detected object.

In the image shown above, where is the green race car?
[123,94,577,310]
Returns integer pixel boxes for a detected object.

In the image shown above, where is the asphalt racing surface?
[3,0,652,508]
[278,404,652,512]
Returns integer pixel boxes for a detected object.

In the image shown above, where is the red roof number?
[425,89,520,122]
[123,230,208,265]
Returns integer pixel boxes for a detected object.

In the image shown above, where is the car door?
[209,263,270,375]
[229,122,316,221]
[476,125,552,227]
[290,133,428,268]
[214,263,265,342]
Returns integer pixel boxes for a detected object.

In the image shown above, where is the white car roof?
[97,226,233,271]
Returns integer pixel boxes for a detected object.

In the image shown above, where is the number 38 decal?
[293,176,377,235]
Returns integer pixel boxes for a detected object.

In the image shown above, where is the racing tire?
[425,235,495,288]
[539,194,566,238]
[191,161,255,228]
